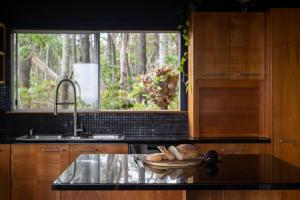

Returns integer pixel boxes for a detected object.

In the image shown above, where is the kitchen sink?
[16,135,63,141]
[16,134,125,141]
[61,134,125,140]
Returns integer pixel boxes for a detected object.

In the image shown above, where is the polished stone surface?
[53,154,300,190]
[0,128,271,144]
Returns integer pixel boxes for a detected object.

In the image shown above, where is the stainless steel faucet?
[54,79,82,137]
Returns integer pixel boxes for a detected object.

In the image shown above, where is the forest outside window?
[13,32,180,111]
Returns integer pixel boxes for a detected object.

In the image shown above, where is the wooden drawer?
[70,144,128,162]
[196,143,271,155]
[0,144,10,200]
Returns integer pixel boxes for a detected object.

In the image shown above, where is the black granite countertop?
[0,129,271,144]
[52,154,300,190]
[1,136,271,144]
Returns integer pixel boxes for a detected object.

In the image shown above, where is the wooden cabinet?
[196,143,271,155]
[62,190,184,200]
[189,80,267,137]
[0,22,6,83]
[230,13,266,80]
[70,144,128,162]
[190,12,265,80]
[271,8,300,167]
[188,12,269,137]
[0,144,10,200]
[11,144,70,200]
[190,13,230,80]
[187,191,282,200]
[271,9,300,200]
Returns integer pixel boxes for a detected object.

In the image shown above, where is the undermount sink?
[61,134,125,140]
[16,135,63,141]
[16,134,125,141]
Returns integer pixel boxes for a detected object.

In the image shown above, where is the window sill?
[6,110,187,114]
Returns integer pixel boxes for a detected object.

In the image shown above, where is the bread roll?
[168,144,199,160]
[157,146,175,160]
[146,153,164,162]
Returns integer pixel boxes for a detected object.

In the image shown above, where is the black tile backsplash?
[0,84,188,137]
[3,112,188,137]
[0,84,6,128]
[0,84,5,111]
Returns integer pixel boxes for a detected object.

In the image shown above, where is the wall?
[2,112,188,137]
[0,0,184,30]
[1,0,299,134]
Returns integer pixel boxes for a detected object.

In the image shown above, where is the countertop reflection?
[53,154,300,190]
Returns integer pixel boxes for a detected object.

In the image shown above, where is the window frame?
[11,30,183,112]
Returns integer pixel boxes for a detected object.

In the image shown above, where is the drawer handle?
[237,72,260,77]
[42,148,65,152]
[79,149,98,152]
[0,149,2,152]
[201,72,226,77]
[221,149,247,152]
[279,139,296,143]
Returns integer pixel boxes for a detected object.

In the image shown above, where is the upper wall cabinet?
[190,12,266,80]
[230,13,266,80]
[190,13,230,80]
[0,23,6,84]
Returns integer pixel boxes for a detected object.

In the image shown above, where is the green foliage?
[17,33,180,111]
[19,79,57,109]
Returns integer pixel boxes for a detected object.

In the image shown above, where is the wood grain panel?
[223,191,281,200]
[62,191,184,200]
[230,13,266,80]
[271,8,300,200]
[191,13,230,80]
[0,144,10,200]
[12,144,69,200]
[187,191,223,200]
[69,144,128,162]
[272,8,300,166]
[198,87,260,136]
[196,143,271,155]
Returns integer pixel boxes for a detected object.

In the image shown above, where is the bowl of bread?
[142,144,202,167]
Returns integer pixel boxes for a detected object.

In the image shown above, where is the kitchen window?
[12,32,180,111]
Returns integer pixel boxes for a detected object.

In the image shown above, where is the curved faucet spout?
[54,79,80,137]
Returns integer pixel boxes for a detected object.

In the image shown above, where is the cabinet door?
[191,13,230,80]
[272,8,300,167]
[223,191,281,200]
[0,144,10,200]
[272,9,300,200]
[12,144,69,200]
[70,144,128,162]
[62,190,184,200]
[196,143,271,155]
[230,13,266,80]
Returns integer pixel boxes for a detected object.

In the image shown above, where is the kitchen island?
[53,154,300,200]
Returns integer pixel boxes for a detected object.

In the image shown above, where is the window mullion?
[95,33,100,110]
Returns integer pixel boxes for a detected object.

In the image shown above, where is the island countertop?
[52,154,300,190]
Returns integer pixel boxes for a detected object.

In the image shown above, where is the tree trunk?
[120,33,129,89]
[147,33,159,69]
[61,35,71,108]
[45,45,50,80]
[19,54,31,88]
[70,34,77,66]
[136,33,147,74]
[45,45,50,69]
[159,33,168,67]
[80,34,90,63]
[106,33,116,82]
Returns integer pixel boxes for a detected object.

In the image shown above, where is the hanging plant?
[177,0,204,92]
